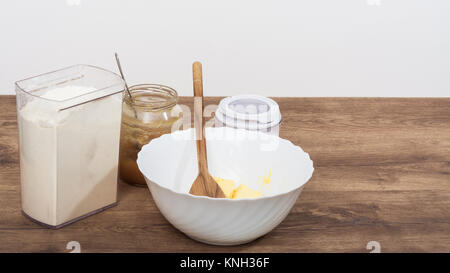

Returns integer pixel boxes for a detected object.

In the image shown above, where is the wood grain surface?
[0,95,449,253]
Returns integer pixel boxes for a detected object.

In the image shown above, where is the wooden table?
[0,96,449,253]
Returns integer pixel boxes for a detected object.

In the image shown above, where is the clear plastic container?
[15,64,125,228]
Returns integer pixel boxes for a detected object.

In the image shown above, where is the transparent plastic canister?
[15,64,125,228]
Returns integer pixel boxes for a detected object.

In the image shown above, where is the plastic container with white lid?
[215,94,282,136]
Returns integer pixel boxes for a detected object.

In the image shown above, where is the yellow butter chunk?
[213,177,236,198]
[214,177,263,199]
[262,170,271,185]
[233,184,263,199]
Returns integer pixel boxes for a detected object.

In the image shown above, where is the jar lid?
[215,94,281,130]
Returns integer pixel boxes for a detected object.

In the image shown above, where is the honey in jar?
[119,84,182,186]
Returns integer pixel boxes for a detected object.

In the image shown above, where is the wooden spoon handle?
[193,62,203,97]
[192,62,208,174]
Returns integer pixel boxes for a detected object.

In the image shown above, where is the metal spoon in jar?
[114,52,137,117]
[114,53,134,101]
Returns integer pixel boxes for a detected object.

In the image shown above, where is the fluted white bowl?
[137,127,314,245]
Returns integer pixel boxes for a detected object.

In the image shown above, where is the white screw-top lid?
[215,94,282,130]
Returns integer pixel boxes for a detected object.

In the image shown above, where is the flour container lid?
[15,64,125,111]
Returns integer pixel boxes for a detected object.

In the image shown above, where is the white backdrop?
[1,0,449,97]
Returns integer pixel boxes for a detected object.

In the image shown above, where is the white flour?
[19,86,122,226]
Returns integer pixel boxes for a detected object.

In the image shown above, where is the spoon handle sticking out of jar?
[114,52,134,102]
[114,53,137,118]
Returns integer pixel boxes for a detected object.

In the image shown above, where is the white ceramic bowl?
[137,127,314,245]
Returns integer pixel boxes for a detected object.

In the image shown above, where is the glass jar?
[119,84,182,187]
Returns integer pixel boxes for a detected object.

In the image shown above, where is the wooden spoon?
[189,62,226,198]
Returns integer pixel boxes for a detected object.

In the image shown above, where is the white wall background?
[1,0,449,97]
